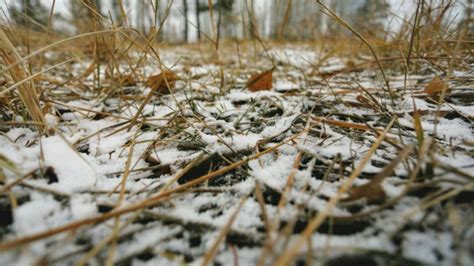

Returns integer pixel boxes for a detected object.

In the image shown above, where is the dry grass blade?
[311,116,374,132]
[202,196,248,266]
[274,117,396,266]
[331,154,423,223]
[158,152,205,193]
[128,70,179,128]
[413,110,424,146]
[1,1,472,264]
[75,213,139,266]
[0,132,303,252]
[0,171,35,194]
[0,58,75,97]
[342,145,414,203]
[0,29,121,77]
[254,182,271,237]
[0,29,46,134]
[315,0,394,104]
[0,153,19,176]
[277,151,303,210]
[257,151,303,265]
[402,183,474,221]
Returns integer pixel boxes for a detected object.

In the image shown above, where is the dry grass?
[0,28,46,134]
[0,1,473,265]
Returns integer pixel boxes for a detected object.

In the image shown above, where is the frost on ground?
[0,44,473,265]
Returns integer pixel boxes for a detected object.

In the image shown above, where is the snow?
[42,136,97,193]
[422,118,474,142]
[70,195,98,220]
[13,194,61,235]
[269,48,318,68]
[250,153,295,191]
[0,44,473,265]
[402,232,454,265]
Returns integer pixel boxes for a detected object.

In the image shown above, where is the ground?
[0,42,473,265]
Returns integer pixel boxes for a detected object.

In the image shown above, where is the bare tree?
[195,0,201,40]
[244,0,259,39]
[355,0,390,37]
[136,1,146,33]
[111,0,124,24]
[468,0,473,35]
[68,0,102,33]
[9,0,48,31]
[183,0,189,42]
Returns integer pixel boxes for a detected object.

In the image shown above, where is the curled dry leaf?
[423,76,450,95]
[246,69,273,92]
[342,182,386,203]
[146,70,179,94]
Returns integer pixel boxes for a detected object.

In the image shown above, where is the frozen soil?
[0,43,473,265]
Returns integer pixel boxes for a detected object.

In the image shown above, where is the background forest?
[3,0,471,42]
[0,1,473,265]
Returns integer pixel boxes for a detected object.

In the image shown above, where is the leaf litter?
[0,43,473,266]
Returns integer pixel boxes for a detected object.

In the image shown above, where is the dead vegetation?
[0,0,473,265]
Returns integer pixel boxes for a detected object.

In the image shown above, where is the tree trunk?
[195,0,201,41]
[183,0,189,42]
[278,0,292,40]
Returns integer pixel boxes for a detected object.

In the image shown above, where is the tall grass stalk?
[0,28,46,134]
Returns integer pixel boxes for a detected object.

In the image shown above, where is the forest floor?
[0,41,473,265]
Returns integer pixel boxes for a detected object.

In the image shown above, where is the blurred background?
[1,0,472,43]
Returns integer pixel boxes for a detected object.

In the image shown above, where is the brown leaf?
[146,71,179,94]
[343,183,386,203]
[423,76,450,95]
[246,69,273,92]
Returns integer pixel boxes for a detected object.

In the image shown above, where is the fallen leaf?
[343,182,386,203]
[246,69,273,92]
[423,76,450,95]
[146,71,179,94]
